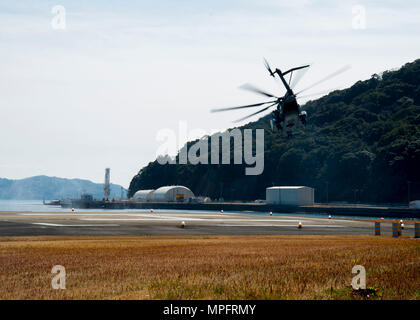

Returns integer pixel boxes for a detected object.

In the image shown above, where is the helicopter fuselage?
[272,76,306,135]
[273,100,301,135]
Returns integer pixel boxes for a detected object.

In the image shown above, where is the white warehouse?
[133,189,155,202]
[150,186,195,202]
[266,186,314,206]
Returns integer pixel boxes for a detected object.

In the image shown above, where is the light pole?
[326,181,329,204]
[354,189,359,203]
[408,181,411,207]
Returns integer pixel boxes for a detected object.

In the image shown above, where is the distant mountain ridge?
[0,175,125,200]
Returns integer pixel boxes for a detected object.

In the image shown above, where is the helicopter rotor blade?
[290,64,311,89]
[282,65,310,77]
[211,100,277,113]
[233,102,277,123]
[297,87,339,99]
[240,83,279,98]
[296,65,351,95]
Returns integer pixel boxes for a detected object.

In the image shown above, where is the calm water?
[0,200,67,212]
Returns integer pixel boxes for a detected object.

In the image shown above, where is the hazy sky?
[1,0,419,187]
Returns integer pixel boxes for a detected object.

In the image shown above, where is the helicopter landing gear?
[299,111,307,125]
[271,110,283,132]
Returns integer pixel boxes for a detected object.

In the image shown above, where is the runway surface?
[0,210,413,236]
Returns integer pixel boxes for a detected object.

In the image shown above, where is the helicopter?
[211,59,350,137]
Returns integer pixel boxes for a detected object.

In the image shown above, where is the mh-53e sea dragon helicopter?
[211,59,350,137]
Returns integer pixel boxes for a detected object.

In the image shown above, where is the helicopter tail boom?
[264,58,310,93]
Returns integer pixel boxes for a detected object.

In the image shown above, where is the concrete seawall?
[62,200,420,219]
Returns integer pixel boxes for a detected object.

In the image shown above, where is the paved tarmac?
[0,210,414,236]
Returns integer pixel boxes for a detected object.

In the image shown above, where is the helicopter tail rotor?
[263,58,276,77]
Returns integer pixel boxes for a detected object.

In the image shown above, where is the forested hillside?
[129,59,420,203]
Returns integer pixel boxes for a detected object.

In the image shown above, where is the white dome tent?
[133,189,155,202]
[151,186,194,202]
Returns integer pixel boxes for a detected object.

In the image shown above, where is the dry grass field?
[0,235,418,300]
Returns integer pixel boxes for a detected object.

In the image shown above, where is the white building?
[133,189,155,202]
[150,186,195,202]
[266,186,314,206]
